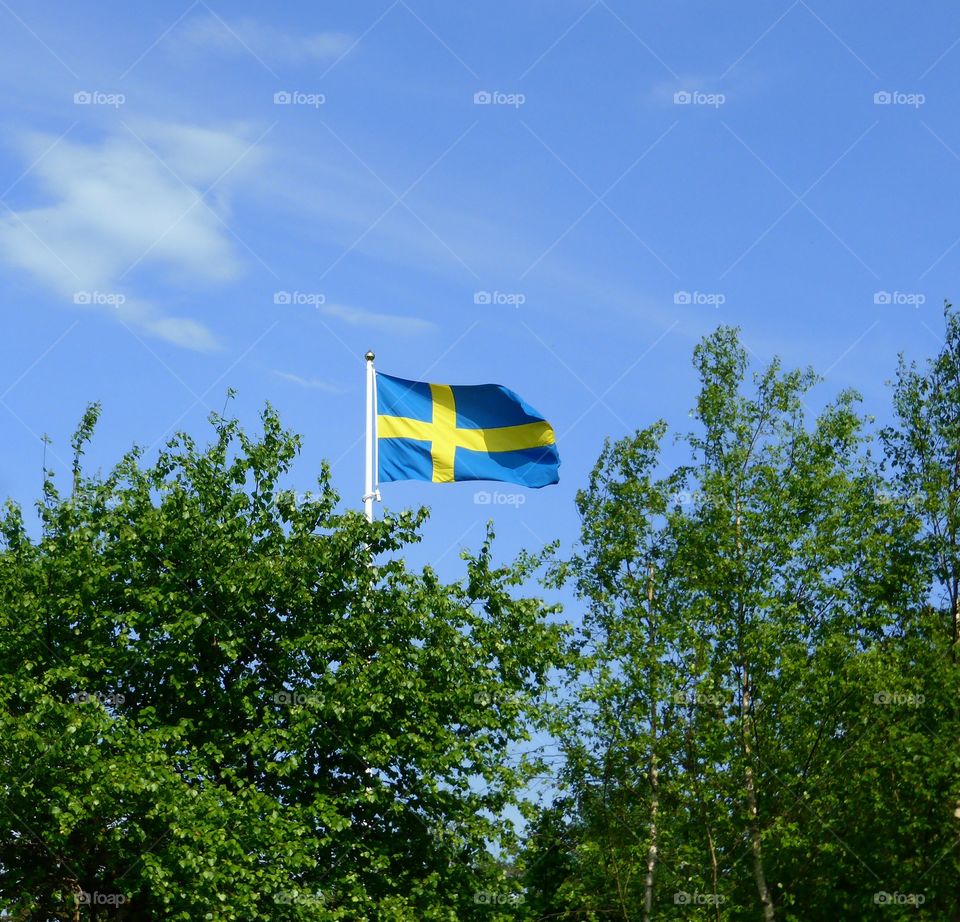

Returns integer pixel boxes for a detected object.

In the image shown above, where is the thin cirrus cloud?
[272,370,346,392]
[176,14,353,64]
[0,120,263,350]
[319,302,436,335]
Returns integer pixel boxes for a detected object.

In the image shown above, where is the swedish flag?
[376,373,560,488]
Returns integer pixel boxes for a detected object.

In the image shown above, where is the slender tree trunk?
[602,740,632,922]
[952,582,959,653]
[742,673,775,922]
[643,755,659,922]
[67,878,81,922]
[951,446,960,651]
[706,823,721,922]
[643,563,659,922]
[736,499,775,921]
[693,766,721,922]
[610,841,631,922]
[953,797,960,922]
[688,626,721,920]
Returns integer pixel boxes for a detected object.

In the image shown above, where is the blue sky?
[0,0,958,583]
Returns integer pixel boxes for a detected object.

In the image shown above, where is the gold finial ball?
[365,350,375,362]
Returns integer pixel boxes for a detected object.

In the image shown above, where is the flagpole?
[363,350,376,522]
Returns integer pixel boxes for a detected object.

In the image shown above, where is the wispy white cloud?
[259,152,681,327]
[0,120,264,350]
[646,69,765,107]
[272,370,346,392]
[319,302,436,335]
[177,14,352,65]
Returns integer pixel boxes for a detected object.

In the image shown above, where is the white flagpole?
[363,350,376,522]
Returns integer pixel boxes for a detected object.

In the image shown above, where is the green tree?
[0,403,568,921]
[884,301,960,649]
[545,420,700,920]
[879,300,960,918]
[538,327,939,920]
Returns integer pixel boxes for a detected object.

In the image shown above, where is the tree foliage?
[0,405,567,921]
[530,322,960,920]
[6,313,960,920]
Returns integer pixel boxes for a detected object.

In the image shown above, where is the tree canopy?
[4,312,960,920]
[523,317,960,921]
[0,404,567,920]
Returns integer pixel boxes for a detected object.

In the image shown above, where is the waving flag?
[375,372,560,488]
